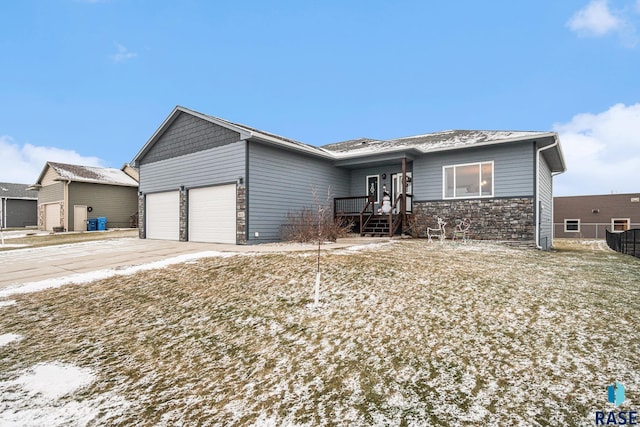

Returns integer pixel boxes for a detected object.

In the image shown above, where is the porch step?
[361,215,395,237]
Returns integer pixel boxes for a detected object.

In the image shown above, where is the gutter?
[535,137,559,249]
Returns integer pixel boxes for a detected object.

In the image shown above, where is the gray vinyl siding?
[538,153,553,249]
[139,141,246,193]
[37,183,64,204]
[140,112,241,165]
[349,165,405,197]
[4,199,37,227]
[68,182,139,230]
[412,142,534,200]
[248,142,350,243]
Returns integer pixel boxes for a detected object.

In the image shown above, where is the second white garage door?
[146,191,180,240]
[189,184,236,244]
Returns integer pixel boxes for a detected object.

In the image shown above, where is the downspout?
[535,138,559,249]
[1,197,5,229]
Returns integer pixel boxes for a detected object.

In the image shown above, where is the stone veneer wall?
[179,188,188,242]
[138,194,145,239]
[236,185,246,244]
[413,197,535,243]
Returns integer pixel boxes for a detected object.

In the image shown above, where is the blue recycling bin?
[97,217,107,231]
[87,219,98,231]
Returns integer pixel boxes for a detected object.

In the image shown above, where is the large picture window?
[443,161,493,199]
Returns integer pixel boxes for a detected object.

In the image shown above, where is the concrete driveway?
[0,236,391,290]
[0,238,230,289]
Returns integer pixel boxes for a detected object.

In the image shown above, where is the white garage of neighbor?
[188,184,236,244]
[44,203,61,231]
[145,191,179,240]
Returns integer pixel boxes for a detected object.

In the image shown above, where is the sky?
[1,0,639,196]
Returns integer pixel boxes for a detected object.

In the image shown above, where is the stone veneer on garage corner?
[413,197,535,243]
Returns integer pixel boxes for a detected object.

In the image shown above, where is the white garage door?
[146,191,180,240]
[189,184,236,244]
[44,203,61,231]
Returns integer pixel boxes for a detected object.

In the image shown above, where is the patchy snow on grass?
[0,362,130,427]
[0,239,638,425]
[11,362,95,399]
[0,333,22,347]
[0,300,16,307]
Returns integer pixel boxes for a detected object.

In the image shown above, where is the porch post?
[401,156,407,234]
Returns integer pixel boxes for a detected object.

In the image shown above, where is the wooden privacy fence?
[606,229,640,258]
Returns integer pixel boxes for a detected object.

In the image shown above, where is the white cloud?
[0,136,104,184]
[110,43,137,63]
[553,103,640,196]
[567,0,623,36]
[568,0,640,46]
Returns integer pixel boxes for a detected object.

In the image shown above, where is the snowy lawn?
[0,239,639,426]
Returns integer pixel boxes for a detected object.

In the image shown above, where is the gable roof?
[34,162,139,188]
[133,106,565,172]
[0,182,38,199]
[132,106,332,164]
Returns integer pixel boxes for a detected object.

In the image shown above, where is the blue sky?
[1,0,639,196]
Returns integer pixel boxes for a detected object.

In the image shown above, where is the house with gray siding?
[31,162,139,231]
[0,182,38,228]
[132,106,566,249]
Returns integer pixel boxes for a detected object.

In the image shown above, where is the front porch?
[333,194,413,237]
[333,155,414,237]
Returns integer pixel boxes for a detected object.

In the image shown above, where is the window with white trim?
[564,219,580,232]
[611,218,630,232]
[443,161,493,199]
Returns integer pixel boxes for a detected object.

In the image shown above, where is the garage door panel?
[189,185,236,244]
[146,191,179,240]
[44,203,61,231]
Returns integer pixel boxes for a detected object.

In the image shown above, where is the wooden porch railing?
[334,196,370,217]
[359,196,376,236]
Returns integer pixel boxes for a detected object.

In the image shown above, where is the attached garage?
[188,184,236,244]
[44,203,61,231]
[146,191,179,240]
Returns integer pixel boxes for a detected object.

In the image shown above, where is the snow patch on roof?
[324,130,548,157]
[48,162,138,187]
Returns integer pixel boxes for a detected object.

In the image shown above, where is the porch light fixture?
[238,177,244,184]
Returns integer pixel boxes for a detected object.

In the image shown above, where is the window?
[443,161,493,199]
[564,219,580,232]
[366,175,379,204]
[611,218,630,232]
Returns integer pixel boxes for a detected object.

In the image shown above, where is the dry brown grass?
[1,238,639,425]
[0,229,138,251]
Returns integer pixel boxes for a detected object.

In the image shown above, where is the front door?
[74,205,87,231]
[391,172,412,213]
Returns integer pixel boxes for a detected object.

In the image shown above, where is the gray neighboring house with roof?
[31,162,139,232]
[0,183,38,228]
[132,106,566,249]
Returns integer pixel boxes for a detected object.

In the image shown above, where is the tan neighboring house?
[554,193,640,239]
[31,162,139,232]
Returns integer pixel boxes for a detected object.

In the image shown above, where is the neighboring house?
[132,106,566,249]
[31,162,139,232]
[0,182,38,228]
[554,193,640,239]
